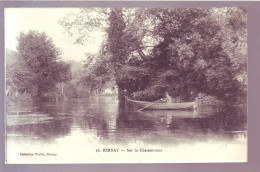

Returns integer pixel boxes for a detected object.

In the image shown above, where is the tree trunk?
[117,87,125,102]
[61,83,64,94]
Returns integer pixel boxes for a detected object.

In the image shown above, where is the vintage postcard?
[5,7,247,163]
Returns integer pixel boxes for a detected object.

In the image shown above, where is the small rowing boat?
[126,98,196,110]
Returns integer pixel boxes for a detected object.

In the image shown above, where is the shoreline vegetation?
[6,92,246,109]
[6,7,247,108]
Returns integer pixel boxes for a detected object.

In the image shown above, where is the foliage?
[5,49,34,103]
[196,93,224,106]
[9,30,72,101]
[60,7,247,104]
[132,7,247,102]
[218,7,247,94]
[117,64,150,94]
[61,60,90,98]
[80,55,113,92]
[6,49,34,95]
[59,8,109,45]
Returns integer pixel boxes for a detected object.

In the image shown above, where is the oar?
[136,99,162,111]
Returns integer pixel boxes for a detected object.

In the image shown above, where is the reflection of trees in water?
[71,97,118,140]
[8,97,117,142]
[113,104,247,145]
[35,100,78,116]
[7,98,246,145]
[115,107,173,144]
[6,100,80,142]
[169,106,247,140]
[6,118,73,142]
[117,112,155,130]
[73,115,110,139]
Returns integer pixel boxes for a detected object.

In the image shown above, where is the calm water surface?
[6,95,247,162]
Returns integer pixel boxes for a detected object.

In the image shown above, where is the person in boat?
[160,92,173,103]
[160,92,182,103]
[193,97,199,110]
[165,92,172,104]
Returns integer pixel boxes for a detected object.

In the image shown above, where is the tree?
[60,8,247,103]
[5,49,34,99]
[131,8,246,102]
[80,53,113,92]
[16,30,71,101]
[105,8,130,100]
[217,7,247,101]
[60,8,156,99]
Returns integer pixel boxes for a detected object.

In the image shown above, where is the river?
[6,95,247,163]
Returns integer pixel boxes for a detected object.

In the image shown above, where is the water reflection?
[6,96,247,146]
[7,118,73,142]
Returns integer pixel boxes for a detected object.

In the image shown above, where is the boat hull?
[126,98,194,110]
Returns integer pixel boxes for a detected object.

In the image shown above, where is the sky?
[5,8,104,62]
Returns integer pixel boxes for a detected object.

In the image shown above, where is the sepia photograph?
[5,7,247,163]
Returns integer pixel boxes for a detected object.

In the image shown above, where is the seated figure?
[165,92,172,104]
